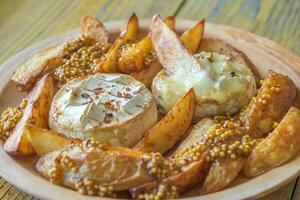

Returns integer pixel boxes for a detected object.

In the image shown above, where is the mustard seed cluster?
[142,153,181,181]
[143,50,156,67]
[137,184,178,200]
[74,178,116,197]
[54,37,111,86]
[0,98,27,141]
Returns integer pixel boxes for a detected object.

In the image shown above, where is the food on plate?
[1,13,300,199]
[37,138,180,196]
[4,74,55,155]
[202,71,296,193]
[49,73,157,147]
[131,118,214,199]
[132,18,204,88]
[241,71,296,138]
[151,14,257,121]
[12,17,110,91]
[243,107,300,177]
[100,15,175,75]
[99,14,138,73]
[134,88,196,154]
[27,124,81,156]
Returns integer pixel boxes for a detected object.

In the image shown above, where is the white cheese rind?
[152,51,256,121]
[49,73,157,147]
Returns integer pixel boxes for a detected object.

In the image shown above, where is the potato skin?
[243,107,300,177]
[134,88,196,154]
[4,74,55,155]
[242,71,296,138]
[36,144,154,191]
[201,71,296,193]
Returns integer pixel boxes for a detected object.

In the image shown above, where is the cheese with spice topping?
[49,73,157,147]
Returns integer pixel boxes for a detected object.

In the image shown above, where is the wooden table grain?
[0,0,299,199]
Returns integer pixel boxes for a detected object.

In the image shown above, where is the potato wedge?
[243,107,300,177]
[118,36,152,73]
[181,19,205,53]
[241,71,296,138]
[202,158,245,193]
[99,14,138,73]
[201,71,296,192]
[118,16,175,74]
[80,16,109,43]
[36,139,157,191]
[132,18,203,88]
[150,14,201,75]
[131,156,210,198]
[4,74,55,155]
[11,46,62,91]
[26,124,80,156]
[131,118,214,198]
[134,88,196,154]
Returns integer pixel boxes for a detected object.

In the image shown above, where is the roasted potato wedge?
[202,158,245,193]
[118,36,152,73]
[11,46,62,91]
[201,71,296,192]
[36,139,156,191]
[131,156,210,199]
[118,16,175,74]
[150,14,201,75]
[134,88,196,154]
[181,19,205,54]
[12,17,109,91]
[4,74,55,155]
[80,16,109,43]
[26,124,80,156]
[99,14,138,73]
[241,71,296,138]
[132,17,204,88]
[243,107,300,177]
[131,118,214,198]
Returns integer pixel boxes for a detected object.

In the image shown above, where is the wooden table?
[0,0,299,199]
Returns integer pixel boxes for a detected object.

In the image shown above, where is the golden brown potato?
[4,74,55,155]
[131,156,210,199]
[131,118,214,198]
[36,139,158,192]
[99,14,138,73]
[12,16,109,91]
[11,46,62,91]
[201,71,296,193]
[118,37,152,73]
[26,124,80,156]
[202,158,245,193]
[243,107,300,177]
[80,16,109,43]
[118,16,175,74]
[241,71,296,138]
[181,19,205,54]
[134,88,196,154]
[132,18,203,88]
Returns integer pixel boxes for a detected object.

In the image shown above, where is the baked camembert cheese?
[49,73,157,147]
[152,51,257,120]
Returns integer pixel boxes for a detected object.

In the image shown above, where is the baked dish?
[0,13,299,199]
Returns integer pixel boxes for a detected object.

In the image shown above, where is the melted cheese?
[49,73,157,147]
[153,51,256,119]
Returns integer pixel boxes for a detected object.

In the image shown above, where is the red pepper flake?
[104,113,113,123]
[94,87,104,94]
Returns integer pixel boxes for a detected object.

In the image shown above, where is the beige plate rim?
[0,19,300,200]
